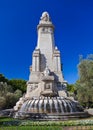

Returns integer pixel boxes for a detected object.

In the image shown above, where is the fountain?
[13,12,89,120]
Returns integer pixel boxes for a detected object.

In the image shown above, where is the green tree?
[0,74,26,109]
[0,97,6,110]
[0,82,13,96]
[8,79,26,93]
[76,54,93,108]
[14,89,22,100]
[0,74,8,83]
[67,84,75,93]
[5,92,17,108]
[67,84,77,99]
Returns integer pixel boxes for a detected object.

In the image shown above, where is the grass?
[0,117,93,130]
[0,126,63,130]
[1,126,93,130]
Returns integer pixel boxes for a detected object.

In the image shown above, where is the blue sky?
[0,0,93,83]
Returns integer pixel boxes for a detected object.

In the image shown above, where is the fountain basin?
[14,96,90,120]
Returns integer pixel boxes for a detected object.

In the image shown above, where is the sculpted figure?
[40,12,50,22]
[44,66,50,76]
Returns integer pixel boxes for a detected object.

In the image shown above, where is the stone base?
[86,109,93,116]
[0,109,13,117]
[14,111,90,120]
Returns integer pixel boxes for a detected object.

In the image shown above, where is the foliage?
[0,125,93,130]
[5,92,21,108]
[0,82,13,96]
[14,89,22,100]
[8,79,26,93]
[0,126,63,130]
[0,74,26,109]
[75,54,93,108]
[0,117,93,127]
[0,97,6,110]
[67,84,75,93]
[67,84,77,98]
[0,74,8,83]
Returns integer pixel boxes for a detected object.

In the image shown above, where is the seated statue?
[40,12,50,22]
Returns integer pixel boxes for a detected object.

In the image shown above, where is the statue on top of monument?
[40,11,50,22]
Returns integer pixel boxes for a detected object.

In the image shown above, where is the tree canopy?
[75,54,93,108]
[0,74,26,110]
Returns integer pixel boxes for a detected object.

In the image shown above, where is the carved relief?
[45,84,51,89]
[41,27,53,33]
[27,83,38,93]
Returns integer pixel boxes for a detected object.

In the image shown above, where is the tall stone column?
[53,47,61,72]
[58,56,61,72]
[36,55,40,71]
[36,12,55,71]
[32,49,40,72]
[53,56,57,71]
[32,56,36,71]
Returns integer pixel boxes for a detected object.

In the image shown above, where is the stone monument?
[14,12,89,120]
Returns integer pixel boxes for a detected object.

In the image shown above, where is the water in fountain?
[49,99,53,113]
[17,97,83,114]
[44,98,47,113]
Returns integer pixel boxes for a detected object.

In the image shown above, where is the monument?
[14,12,88,120]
